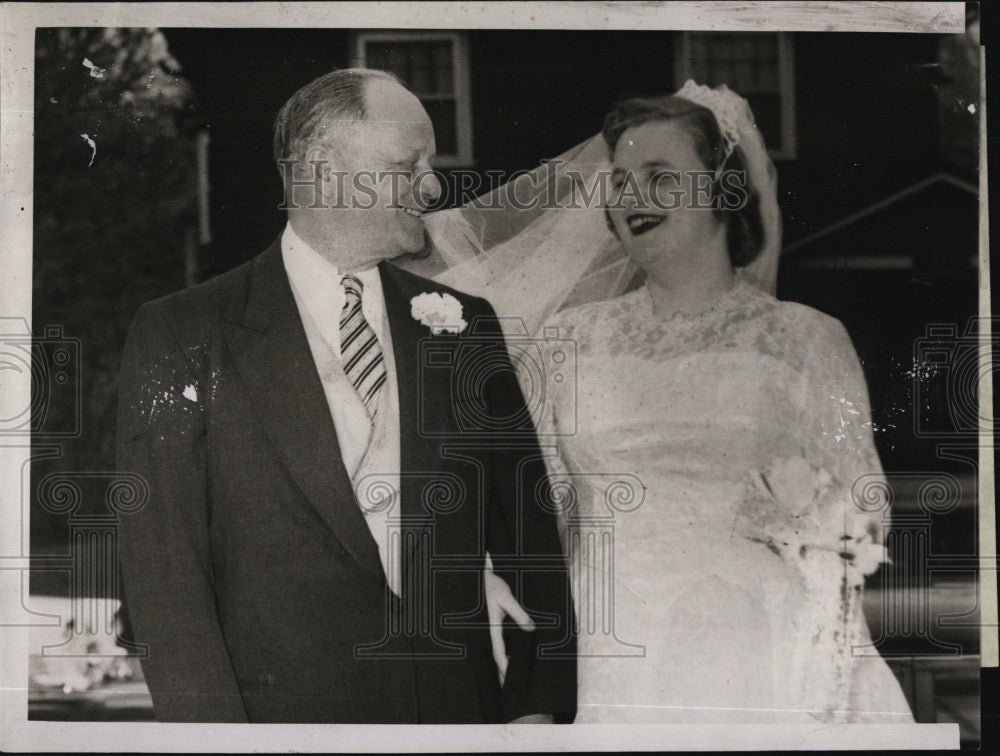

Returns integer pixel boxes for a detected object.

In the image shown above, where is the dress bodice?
[539,272,884,551]
[526,273,911,723]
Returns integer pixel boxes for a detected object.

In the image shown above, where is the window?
[352,31,473,167]
[675,32,796,160]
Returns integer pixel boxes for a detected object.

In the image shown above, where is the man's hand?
[509,714,554,724]
[484,552,535,686]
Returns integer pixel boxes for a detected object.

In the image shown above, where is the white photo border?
[0,2,980,752]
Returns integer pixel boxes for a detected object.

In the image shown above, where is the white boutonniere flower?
[410,292,467,335]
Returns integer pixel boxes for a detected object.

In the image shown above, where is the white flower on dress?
[739,454,888,572]
[410,292,467,335]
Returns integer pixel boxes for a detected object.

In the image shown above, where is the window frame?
[352,30,474,167]
[674,31,797,160]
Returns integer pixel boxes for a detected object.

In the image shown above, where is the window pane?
[731,36,755,63]
[689,56,708,84]
[688,32,781,94]
[432,43,454,95]
[746,93,780,148]
[362,37,467,158]
[709,60,733,87]
[731,59,756,92]
[408,43,433,93]
[688,34,708,60]
[757,59,778,91]
[754,33,778,59]
[422,98,457,155]
[709,36,731,61]
[365,42,397,73]
[684,33,788,154]
[364,40,453,96]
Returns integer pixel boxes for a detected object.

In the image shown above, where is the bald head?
[272,67,404,173]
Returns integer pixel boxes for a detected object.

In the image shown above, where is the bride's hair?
[601,95,765,268]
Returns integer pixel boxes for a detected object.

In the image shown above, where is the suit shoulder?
[142,255,254,315]
[131,254,258,339]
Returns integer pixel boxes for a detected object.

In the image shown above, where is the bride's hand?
[800,503,887,574]
[839,511,888,574]
[484,552,535,686]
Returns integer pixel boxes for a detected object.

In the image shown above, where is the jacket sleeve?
[474,301,578,723]
[116,303,248,722]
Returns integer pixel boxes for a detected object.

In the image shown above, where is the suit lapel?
[379,262,451,558]
[222,239,384,580]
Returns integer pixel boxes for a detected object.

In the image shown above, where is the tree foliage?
[33,28,198,545]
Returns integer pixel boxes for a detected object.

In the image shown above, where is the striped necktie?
[339,274,386,417]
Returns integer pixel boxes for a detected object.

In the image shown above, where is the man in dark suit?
[116,68,575,723]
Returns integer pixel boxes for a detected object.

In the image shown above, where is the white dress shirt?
[281,222,402,595]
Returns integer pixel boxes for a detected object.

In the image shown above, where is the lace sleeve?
[795,311,888,574]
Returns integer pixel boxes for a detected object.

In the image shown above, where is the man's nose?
[414,168,441,206]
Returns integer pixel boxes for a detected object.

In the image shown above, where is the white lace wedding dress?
[536,271,914,724]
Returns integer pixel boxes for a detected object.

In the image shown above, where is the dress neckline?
[639,269,758,326]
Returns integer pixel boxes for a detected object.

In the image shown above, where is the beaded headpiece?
[674,79,743,164]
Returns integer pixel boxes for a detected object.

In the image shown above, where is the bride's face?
[608,120,724,268]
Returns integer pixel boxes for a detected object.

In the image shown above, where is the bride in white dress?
[407,82,914,724]
[535,84,914,724]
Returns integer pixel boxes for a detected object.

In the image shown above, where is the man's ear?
[300,142,340,207]
[304,143,333,179]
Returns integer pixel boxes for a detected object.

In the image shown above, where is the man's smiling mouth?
[626,213,666,236]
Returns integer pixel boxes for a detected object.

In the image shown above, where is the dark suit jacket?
[115,237,576,723]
